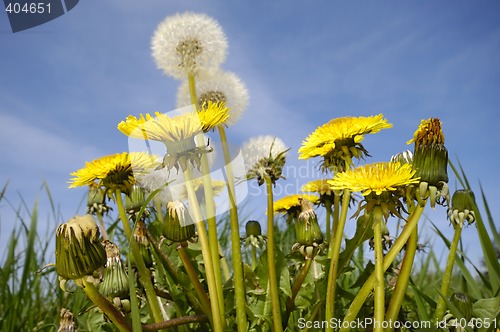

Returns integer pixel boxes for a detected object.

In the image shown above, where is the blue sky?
[1,1,499,266]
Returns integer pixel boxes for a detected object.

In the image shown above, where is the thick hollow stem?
[188,71,225,320]
[385,226,418,329]
[284,258,313,326]
[114,191,164,324]
[340,203,426,332]
[81,278,132,332]
[434,225,463,322]
[183,167,224,332]
[219,125,247,331]
[178,246,213,323]
[325,189,350,332]
[265,176,283,332]
[372,207,385,332]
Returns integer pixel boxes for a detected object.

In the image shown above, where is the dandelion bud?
[125,185,146,213]
[407,118,450,207]
[245,220,262,237]
[448,189,476,228]
[100,241,129,299]
[55,215,106,280]
[131,220,153,268]
[57,308,76,332]
[293,198,324,259]
[243,220,266,249]
[162,201,196,244]
[450,292,473,321]
[87,184,111,215]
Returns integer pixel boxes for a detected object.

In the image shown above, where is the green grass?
[0,177,499,331]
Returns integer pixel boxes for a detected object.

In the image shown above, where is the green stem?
[219,125,247,331]
[372,207,385,332]
[183,166,224,332]
[251,245,258,270]
[81,278,132,332]
[435,224,463,322]
[188,71,225,321]
[178,246,213,324]
[265,176,283,332]
[324,200,332,247]
[385,226,418,329]
[114,191,164,324]
[96,212,109,241]
[340,203,426,332]
[325,189,350,332]
[328,193,341,257]
[284,258,313,326]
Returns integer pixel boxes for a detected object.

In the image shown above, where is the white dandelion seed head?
[241,135,288,169]
[176,70,249,125]
[151,12,228,79]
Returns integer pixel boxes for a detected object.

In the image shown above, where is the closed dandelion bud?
[55,215,106,280]
[87,184,111,215]
[448,189,476,228]
[450,292,473,321]
[293,198,323,259]
[245,220,262,237]
[296,200,323,246]
[125,185,146,213]
[131,220,153,268]
[407,118,450,207]
[163,201,196,243]
[243,220,266,249]
[100,241,129,299]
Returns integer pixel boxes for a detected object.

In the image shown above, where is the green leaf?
[338,215,374,275]
[472,297,500,320]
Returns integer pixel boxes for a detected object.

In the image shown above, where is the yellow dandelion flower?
[407,117,445,148]
[329,162,419,196]
[69,152,159,192]
[298,114,392,172]
[407,117,449,207]
[117,102,229,143]
[274,194,319,215]
[301,179,334,197]
[118,102,229,171]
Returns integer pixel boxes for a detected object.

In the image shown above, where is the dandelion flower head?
[299,114,392,172]
[69,152,159,192]
[152,12,228,79]
[177,70,249,125]
[329,161,419,196]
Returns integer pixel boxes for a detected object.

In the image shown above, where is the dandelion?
[118,102,229,171]
[162,200,196,245]
[329,161,419,330]
[299,114,392,172]
[55,215,106,280]
[407,118,449,207]
[69,152,159,193]
[448,189,476,227]
[100,241,129,300]
[241,135,288,186]
[329,161,419,198]
[177,70,249,125]
[151,12,228,79]
[274,194,319,224]
[291,198,324,260]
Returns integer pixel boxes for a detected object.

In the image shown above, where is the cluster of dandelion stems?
[54,12,473,332]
